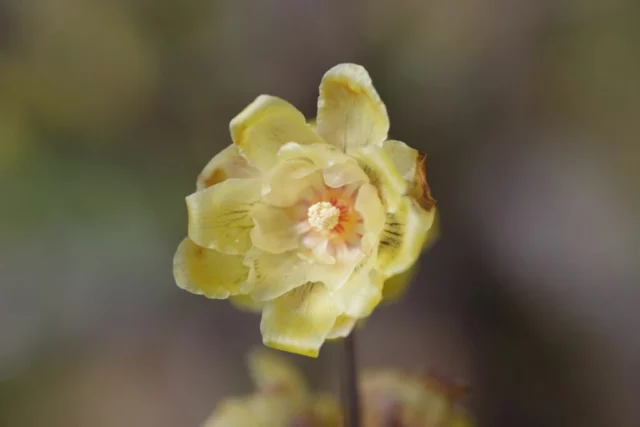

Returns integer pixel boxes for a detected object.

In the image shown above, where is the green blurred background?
[1,1,638,426]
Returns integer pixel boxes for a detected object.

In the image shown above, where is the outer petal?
[230,95,324,171]
[350,145,407,213]
[197,144,259,191]
[377,196,436,277]
[250,203,300,254]
[382,262,419,303]
[186,178,260,254]
[326,315,358,339]
[260,282,341,357]
[316,64,389,152]
[230,294,264,313]
[247,349,308,394]
[243,248,356,300]
[173,238,248,298]
[382,140,436,212]
[330,253,383,318]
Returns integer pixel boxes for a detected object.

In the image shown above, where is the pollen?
[307,201,341,231]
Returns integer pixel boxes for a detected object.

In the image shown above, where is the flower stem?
[341,332,361,427]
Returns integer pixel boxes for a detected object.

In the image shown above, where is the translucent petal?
[250,203,300,254]
[230,95,324,171]
[243,248,356,300]
[186,178,260,254]
[330,253,383,318]
[382,139,418,180]
[260,282,341,357]
[229,294,264,313]
[316,64,389,152]
[354,183,385,238]
[173,238,248,299]
[277,141,351,169]
[350,145,407,213]
[196,144,259,191]
[261,159,322,208]
[326,315,357,339]
[322,160,368,188]
[377,196,436,277]
[247,349,308,394]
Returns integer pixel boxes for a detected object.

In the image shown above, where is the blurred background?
[1,0,638,426]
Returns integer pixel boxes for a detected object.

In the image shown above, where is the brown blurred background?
[0,1,638,426]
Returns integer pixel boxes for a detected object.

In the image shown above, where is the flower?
[173,63,437,357]
[202,350,473,427]
[202,350,340,427]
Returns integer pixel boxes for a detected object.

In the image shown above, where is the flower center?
[307,201,340,231]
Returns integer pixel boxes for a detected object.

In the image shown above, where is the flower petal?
[350,145,407,213]
[247,349,308,394]
[173,238,248,298]
[377,197,436,277]
[230,95,324,171]
[316,64,389,152]
[186,178,260,254]
[322,160,368,188]
[277,141,351,168]
[203,395,296,427]
[354,183,385,239]
[197,144,259,191]
[230,294,264,313]
[383,140,436,212]
[261,159,322,208]
[330,253,383,318]
[243,248,356,300]
[382,262,419,303]
[260,282,341,357]
[250,203,300,254]
[326,315,358,339]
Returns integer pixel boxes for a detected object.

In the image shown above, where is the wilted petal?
[250,203,300,254]
[316,64,389,152]
[230,95,324,171]
[173,238,248,298]
[187,178,260,254]
[326,315,358,339]
[197,144,259,191]
[350,145,407,213]
[377,197,436,277]
[260,282,341,358]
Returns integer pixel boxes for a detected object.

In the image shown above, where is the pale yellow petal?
[277,141,351,169]
[186,178,260,254]
[350,145,407,213]
[330,254,383,318]
[316,63,389,152]
[243,248,356,300]
[377,196,436,277]
[247,349,308,394]
[354,183,385,238]
[173,238,248,299]
[261,159,322,208]
[260,282,341,357]
[229,294,264,313]
[196,144,259,191]
[326,315,358,339]
[382,262,419,302]
[230,95,324,171]
[322,160,368,188]
[250,203,300,254]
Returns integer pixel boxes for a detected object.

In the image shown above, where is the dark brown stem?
[341,332,361,427]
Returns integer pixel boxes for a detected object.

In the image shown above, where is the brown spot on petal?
[200,168,227,189]
[412,153,436,212]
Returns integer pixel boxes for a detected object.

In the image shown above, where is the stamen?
[307,201,341,231]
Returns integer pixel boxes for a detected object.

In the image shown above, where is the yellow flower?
[173,64,437,357]
[202,350,340,427]
[202,350,473,427]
